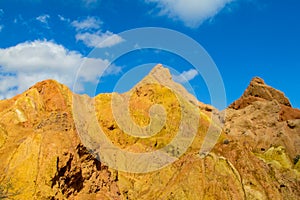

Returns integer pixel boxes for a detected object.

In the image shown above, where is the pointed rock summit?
[136,64,174,86]
[148,63,173,80]
[132,64,199,106]
[250,77,265,85]
[229,77,291,109]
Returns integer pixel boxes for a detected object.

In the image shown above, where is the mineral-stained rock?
[0,65,299,199]
[224,76,300,199]
[229,77,292,109]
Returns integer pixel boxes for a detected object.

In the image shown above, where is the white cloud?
[36,14,50,24]
[0,9,4,30]
[71,16,124,48]
[58,14,70,22]
[173,69,198,83]
[0,40,121,99]
[13,15,23,24]
[82,0,101,8]
[76,31,124,48]
[147,0,234,27]
[71,16,102,31]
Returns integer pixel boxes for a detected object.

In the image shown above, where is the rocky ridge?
[0,65,299,199]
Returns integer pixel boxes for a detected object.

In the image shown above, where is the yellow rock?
[256,146,292,169]
[0,65,300,199]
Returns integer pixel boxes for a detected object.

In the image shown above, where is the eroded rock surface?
[0,66,299,199]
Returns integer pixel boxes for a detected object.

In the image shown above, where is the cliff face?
[0,80,120,199]
[0,66,299,199]
[222,77,300,199]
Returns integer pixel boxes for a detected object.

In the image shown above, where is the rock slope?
[0,66,299,199]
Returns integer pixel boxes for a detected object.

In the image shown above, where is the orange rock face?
[0,66,299,199]
[229,77,292,109]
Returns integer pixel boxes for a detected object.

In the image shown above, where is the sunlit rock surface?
[0,65,299,199]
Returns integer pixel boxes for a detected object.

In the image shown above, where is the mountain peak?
[132,64,199,106]
[250,76,265,85]
[230,77,291,109]
[148,64,172,80]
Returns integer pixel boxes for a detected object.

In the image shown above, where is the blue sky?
[0,0,299,109]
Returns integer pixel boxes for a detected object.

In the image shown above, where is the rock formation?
[0,65,299,199]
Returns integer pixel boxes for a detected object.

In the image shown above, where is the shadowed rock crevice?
[51,154,84,197]
[48,144,121,199]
